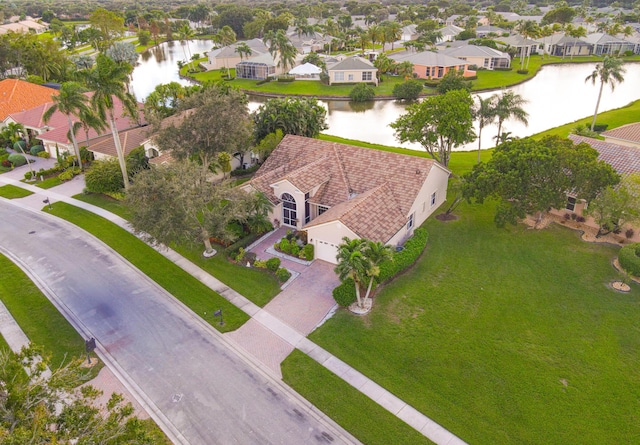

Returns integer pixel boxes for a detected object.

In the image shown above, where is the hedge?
[7,153,26,167]
[224,232,260,258]
[618,243,640,277]
[266,257,281,272]
[30,145,44,155]
[378,227,429,283]
[276,267,291,282]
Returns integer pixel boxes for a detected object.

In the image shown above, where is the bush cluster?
[517,69,529,75]
[225,233,260,259]
[619,243,640,277]
[276,267,291,282]
[266,257,281,272]
[30,145,44,155]
[332,278,357,307]
[393,80,423,101]
[230,164,260,176]
[7,153,26,167]
[349,83,375,102]
[378,228,429,283]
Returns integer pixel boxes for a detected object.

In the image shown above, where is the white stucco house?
[241,135,450,263]
[326,56,378,86]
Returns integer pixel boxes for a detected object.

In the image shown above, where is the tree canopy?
[152,84,252,173]
[391,88,475,168]
[252,97,328,143]
[462,136,620,227]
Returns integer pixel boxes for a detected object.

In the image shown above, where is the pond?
[130,43,640,151]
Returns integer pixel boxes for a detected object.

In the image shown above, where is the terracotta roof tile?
[569,134,640,174]
[0,79,58,120]
[87,126,151,158]
[601,122,640,145]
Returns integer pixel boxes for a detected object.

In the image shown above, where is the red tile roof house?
[601,122,640,149]
[389,50,476,80]
[4,92,147,160]
[241,135,451,263]
[0,79,58,122]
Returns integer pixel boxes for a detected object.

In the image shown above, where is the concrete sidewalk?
[0,171,468,445]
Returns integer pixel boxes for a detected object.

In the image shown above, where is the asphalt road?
[0,200,354,445]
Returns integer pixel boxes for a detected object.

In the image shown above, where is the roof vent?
[416,169,421,175]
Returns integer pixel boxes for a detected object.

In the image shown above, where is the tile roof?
[86,126,152,158]
[569,134,640,174]
[0,79,58,120]
[601,122,640,145]
[246,135,444,243]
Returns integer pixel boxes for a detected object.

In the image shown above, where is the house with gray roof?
[499,35,540,56]
[475,25,507,37]
[437,25,464,42]
[204,39,268,70]
[326,56,378,86]
[439,45,510,69]
[583,33,636,55]
[236,52,277,80]
[241,135,450,263]
[547,35,593,57]
[389,50,475,79]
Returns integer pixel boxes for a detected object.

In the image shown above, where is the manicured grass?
[281,350,434,445]
[534,98,640,139]
[35,176,63,189]
[46,202,249,332]
[0,253,90,367]
[69,193,280,306]
[73,192,132,220]
[303,199,640,444]
[0,184,33,199]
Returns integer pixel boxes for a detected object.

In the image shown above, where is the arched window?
[281,193,297,226]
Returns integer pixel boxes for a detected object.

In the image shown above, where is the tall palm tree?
[264,29,298,74]
[474,94,498,163]
[42,82,92,171]
[216,25,237,48]
[384,21,402,50]
[83,54,138,190]
[235,42,252,61]
[2,122,34,177]
[361,241,393,302]
[177,24,195,66]
[494,90,529,143]
[585,55,626,131]
[518,20,539,69]
[335,237,368,308]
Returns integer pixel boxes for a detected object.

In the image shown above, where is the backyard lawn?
[284,199,640,444]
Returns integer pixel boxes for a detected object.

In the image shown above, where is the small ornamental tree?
[349,83,375,102]
[393,80,423,100]
[253,97,328,143]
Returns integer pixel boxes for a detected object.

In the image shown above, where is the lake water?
[130,41,640,151]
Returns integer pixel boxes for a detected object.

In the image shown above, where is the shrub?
[593,124,608,132]
[349,83,375,102]
[235,247,246,262]
[12,141,26,151]
[563,213,571,221]
[517,69,529,74]
[378,228,429,283]
[230,164,260,176]
[277,75,295,82]
[290,244,300,257]
[253,259,267,268]
[393,80,423,100]
[576,216,586,223]
[302,243,314,261]
[279,238,292,254]
[37,151,51,159]
[423,79,439,88]
[244,252,257,265]
[7,153,26,167]
[58,170,74,181]
[276,267,291,282]
[84,159,124,193]
[255,78,272,86]
[1,159,11,168]
[266,257,281,272]
[30,145,44,155]
[333,278,357,306]
[625,228,635,239]
[619,243,640,277]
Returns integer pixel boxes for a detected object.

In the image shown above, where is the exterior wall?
[328,69,378,85]
[602,136,640,149]
[552,45,592,56]
[387,164,450,246]
[207,55,241,70]
[306,221,358,264]
[270,180,306,230]
[415,64,475,79]
[41,141,72,157]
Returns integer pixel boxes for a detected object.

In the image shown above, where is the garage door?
[315,240,338,264]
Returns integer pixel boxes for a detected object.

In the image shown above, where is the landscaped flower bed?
[273,230,314,261]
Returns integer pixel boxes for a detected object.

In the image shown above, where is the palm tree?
[177,24,195,66]
[264,29,298,74]
[474,95,498,163]
[2,122,34,177]
[494,90,529,143]
[235,42,252,61]
[335,238,368,308]
[585,55,626,131]
[361,241,393,302]
[395,61,414,80]
[518,20,539,69]
[83,54,139,190]
[216,25,237,48]
[43,82,92,171]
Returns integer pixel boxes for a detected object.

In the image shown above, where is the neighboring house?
[5,92,145,158]
[548,35,593,57]
[288,62,322,80]
[86,126,151,161]
[439,45,511,69]
[241,135,450,264]
[0,79,58,122]
[326,56,378,86]
[204,39,268,71]
[235,52,277,80]
[583,33,636,55]
[499,35,540,56]
[475,25,507,37]
[0,19,48,34]
[437,25,464,42]
[401,24,419,41]
[287,30,332,54]
[601,122,640,149]
[390,50,476,79]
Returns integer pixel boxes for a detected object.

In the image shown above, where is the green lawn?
[282,350,434,445]
[0,253,91,367]
[46,202,250,332]
[34,176,63,189]
[0,184,33,199]
[73,192,132,220]
[299,199,640,445]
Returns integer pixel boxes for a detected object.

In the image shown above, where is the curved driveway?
[0,199,355,445]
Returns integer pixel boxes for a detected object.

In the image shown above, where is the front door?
[282,193,297,226]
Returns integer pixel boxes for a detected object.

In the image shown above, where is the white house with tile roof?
[326,56,378,86]
[241,135,450,263]
[439,45,511,69]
